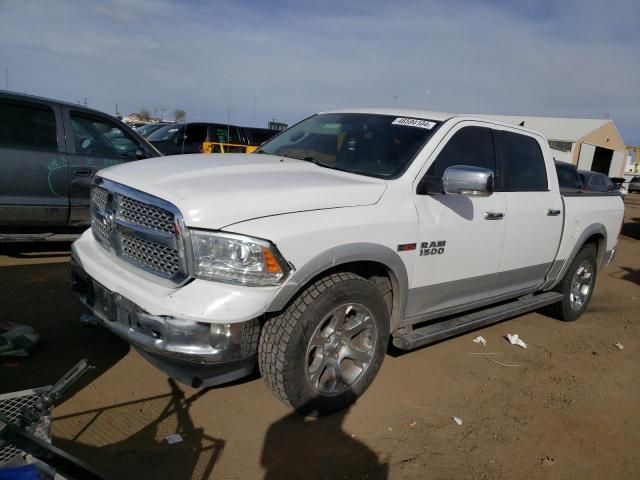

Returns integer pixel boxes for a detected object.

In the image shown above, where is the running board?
[392,291,564,350]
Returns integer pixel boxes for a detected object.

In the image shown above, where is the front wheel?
[545,244,598,322]
[258,272,389,416]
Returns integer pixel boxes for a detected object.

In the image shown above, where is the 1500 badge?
[420,241,446,256]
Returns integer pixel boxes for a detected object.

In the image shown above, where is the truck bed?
[544,191,624,289]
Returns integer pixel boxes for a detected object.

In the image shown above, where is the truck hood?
[99,153,387,229]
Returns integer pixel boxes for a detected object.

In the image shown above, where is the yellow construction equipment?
[201,142,258,154]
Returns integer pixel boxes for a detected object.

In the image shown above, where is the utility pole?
[83,97,87,107]
[393,95,398,106]
[226,73,232,140]
[115,102,118,115]
[252,95,256,124]
[4,68,8,91]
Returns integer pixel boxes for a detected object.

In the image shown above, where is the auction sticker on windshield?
[392,118,436,129]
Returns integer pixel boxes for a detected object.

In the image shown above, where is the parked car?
[578,170,617,193]
[610,177,627,195]
[134,122,171,137]
[554,161,584,193]
[126,121,151,129]
[628,176,640,194]
[147,122,279,155]
[71,109,624,415]
[0,91,160,239]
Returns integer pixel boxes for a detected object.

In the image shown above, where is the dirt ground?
[1,198,639,480]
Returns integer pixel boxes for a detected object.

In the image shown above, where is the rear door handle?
[547,209,561,216]
[485,212,505,220]
[74,169,93,177]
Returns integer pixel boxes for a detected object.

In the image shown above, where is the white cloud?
[0,0,638,143]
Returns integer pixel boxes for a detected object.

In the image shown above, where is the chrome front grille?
[121,232,180,276]
[120,196,174,233]
[90,179,188,284]
[92,213,110,245]
[92,186,108,211]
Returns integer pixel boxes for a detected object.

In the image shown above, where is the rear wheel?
[546,244,598,322]
[258,272,389,416]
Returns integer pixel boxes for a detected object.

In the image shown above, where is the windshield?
[136,123,166,136]
[148,124,183,141]
[257,113,439,178]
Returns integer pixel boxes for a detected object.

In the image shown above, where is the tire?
[258,272,389,416]
[545,244,598,322]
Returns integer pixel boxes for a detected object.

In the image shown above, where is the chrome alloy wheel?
[569,260,594,311]
[305,303,378,396]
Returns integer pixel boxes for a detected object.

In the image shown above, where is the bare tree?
[139,108,152,121]
[173,109,186,122]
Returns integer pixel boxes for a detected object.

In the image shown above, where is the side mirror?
[442,165,494,196]
[417,165,494,196]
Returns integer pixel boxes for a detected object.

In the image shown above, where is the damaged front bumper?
[70,256,261,388]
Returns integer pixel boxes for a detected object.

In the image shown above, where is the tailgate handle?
[547,209,561,216]
[485,212,505,220]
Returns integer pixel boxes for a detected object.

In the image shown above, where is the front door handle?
[74,169,93,177]
[547,209,561,216]
[485,212,505,220]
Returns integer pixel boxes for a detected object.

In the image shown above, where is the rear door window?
[0,100,58,151]
[184,124,208,145]
[208,124,241,145]
[496,131,548,191]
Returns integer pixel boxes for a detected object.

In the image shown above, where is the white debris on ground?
[472,336,487,346]
[541,455,555,468]
[165,433,184,445]
[452,416,463,426]
[506,333,527,349]
[614,341,624,350]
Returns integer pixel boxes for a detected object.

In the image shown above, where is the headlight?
[190,230,290,286]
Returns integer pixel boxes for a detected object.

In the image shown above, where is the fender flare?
[545,222,607,290]
[266,243,409,329]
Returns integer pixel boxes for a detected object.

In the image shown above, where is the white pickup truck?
[71,109,624,415]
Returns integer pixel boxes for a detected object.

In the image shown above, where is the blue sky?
[1,0,638,144]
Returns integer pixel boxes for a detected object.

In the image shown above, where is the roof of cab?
[318,107,547,139]
[320,107,455,122]
[0,90,112,118]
